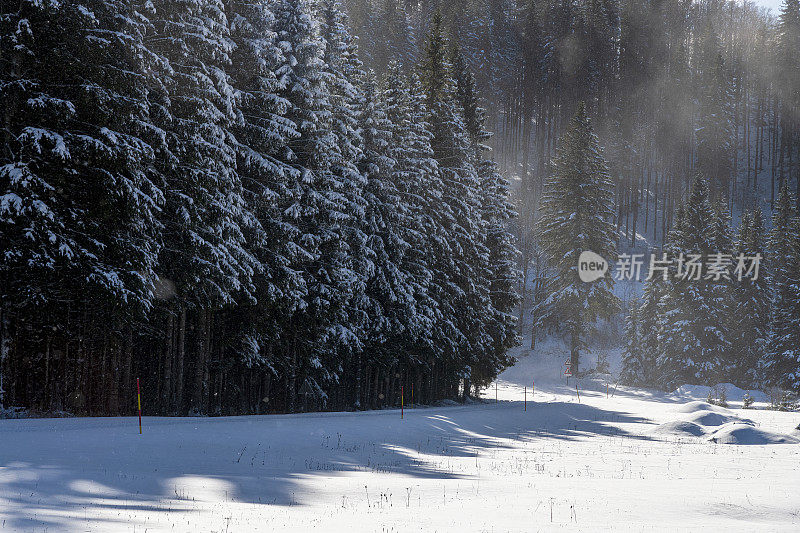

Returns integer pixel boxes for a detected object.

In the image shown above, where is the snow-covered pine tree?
[317,0,370,358]
[224,0,302,370]
[535,102,619,372]
[450,32,519,390]
[763,183,800,393]
[655,176,729,390]
[475,158,519,388]
[147,0,261,413]
[621,304,646,386]
[381,64,443,382]
[356,73,417,391]
[627,268,666,387]
[271,0,356,410]
[730,209,770,387]
[420,9,491,397]
[709,199,735,379]
[0,0,165,411]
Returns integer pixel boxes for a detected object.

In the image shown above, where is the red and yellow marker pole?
[137,377,142,434]
[401,385,404,419]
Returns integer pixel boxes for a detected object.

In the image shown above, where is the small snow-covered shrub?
[706,385,728,408]
[766,388,798,411]
[742,393,754,409]
[595,352,610,375]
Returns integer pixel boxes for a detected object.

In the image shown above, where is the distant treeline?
[0,1,518,415]
[343,0,800,328]
[623,178,800,394]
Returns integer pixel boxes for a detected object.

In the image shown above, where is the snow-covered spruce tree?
[355,73,421,407]
[655,176,730,390]
[270,0,360,411]
[621,304,646,386]
[147,0,259,414]
[623,255,665,388]
[316,0,375,408]
[709,199,735,379]
[222,0,303,382]
[730,209,770,387]
[535,102,619,372]
[380,64,445,404]
[420,10,493,398]
[475,158,520,388]
[763,184,800,393]
[450,34,518,390]
[0,0,165,412]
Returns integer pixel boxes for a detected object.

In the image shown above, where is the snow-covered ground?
[2,348,799,531]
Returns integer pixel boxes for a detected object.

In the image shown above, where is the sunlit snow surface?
[1,348,798,531]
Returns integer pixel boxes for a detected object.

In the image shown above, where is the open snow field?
[2,349,799,532]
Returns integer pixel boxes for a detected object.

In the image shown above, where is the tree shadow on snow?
[0,401,653,530]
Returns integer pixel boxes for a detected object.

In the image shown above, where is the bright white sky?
[751,0,783,13]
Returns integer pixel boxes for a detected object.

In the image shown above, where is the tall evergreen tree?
[356,74,416,387]
[474,158,519,388]
[420,10,492,395]
[381,64,442,364]
[621,303,646,386]
[224,0,302,369]
[730,209,770,387]
[763,184,800,392]
[536,102,619,371]
[146,0,262,413]
[316,0,371,395]
[0,0,166,411]
[655,176,730,390]
[637,268,667,386]
[271,0,347,410]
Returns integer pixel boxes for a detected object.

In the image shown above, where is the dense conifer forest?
[1,0,799,416]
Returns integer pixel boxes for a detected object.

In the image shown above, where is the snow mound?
[707,423,799,445]
[673,384,768,403]
[652,420,706,437]
[682,410,752,427]
[674,401,732,415]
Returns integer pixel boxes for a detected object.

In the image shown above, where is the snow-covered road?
[1,356,799,532]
